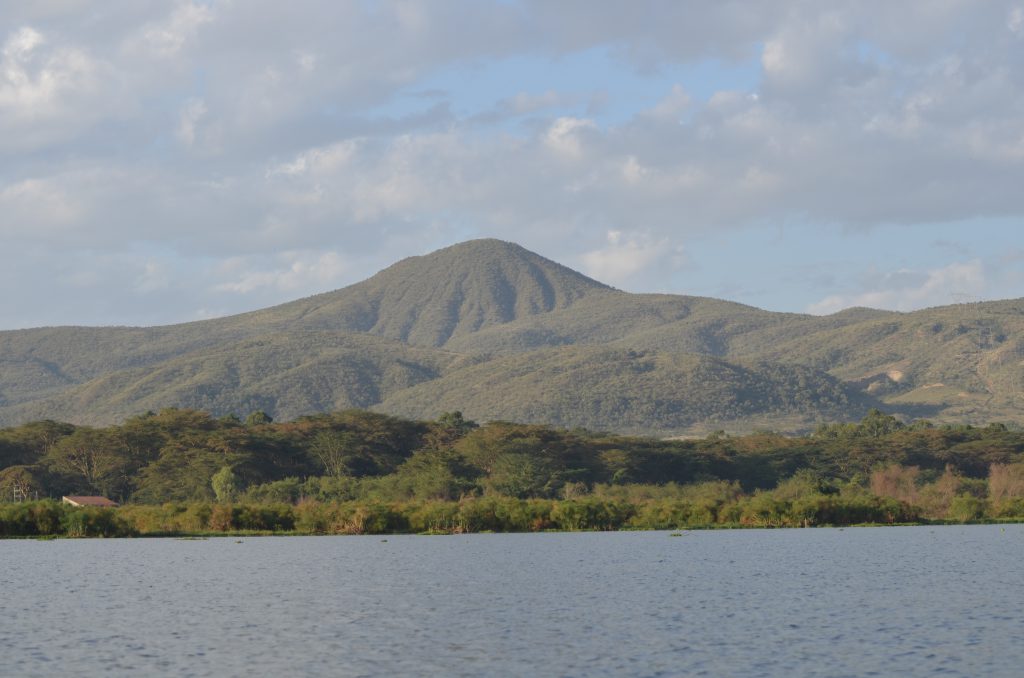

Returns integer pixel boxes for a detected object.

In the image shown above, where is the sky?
[2,0,1024,329]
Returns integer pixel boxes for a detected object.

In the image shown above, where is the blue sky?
[1,1,1023,328]
[375,47,761,126]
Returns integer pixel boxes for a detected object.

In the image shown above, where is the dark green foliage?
[2,407,1023,536]
[0,500,65,536]
[0,500,135,538]
[245,410,273,426]
[390,449,478,500]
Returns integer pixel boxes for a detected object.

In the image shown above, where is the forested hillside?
[1,239,1021,433]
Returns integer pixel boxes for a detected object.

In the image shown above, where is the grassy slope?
[0,239,608,393]
[0,239,1021,431]
[2,332,457,426]
[378,346,879,435]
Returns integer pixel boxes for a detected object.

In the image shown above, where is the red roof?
[62,496,119,507]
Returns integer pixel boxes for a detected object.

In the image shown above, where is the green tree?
[211,466,240,503]
[424,411,478,449]
[309,431,357,477]
[45,427,131,497]
[245,410,273,426]
[486,453,555,498]
[0,465,46,502]
[858,409,905,438]
[131,444,227,503]
[1,420,75,467]
[393,448,477,500]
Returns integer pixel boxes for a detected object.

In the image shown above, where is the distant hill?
[5,332,456,425]
[378,346,877,435]
[1,239,1021,432]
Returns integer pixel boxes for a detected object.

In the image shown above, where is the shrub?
[405,501,464,533]
[208,504,234,531]
[948,494,987,523]
[550,499,634,531]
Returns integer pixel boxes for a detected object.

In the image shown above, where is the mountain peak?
[263,239,616,347]
[392,238,597,278]
[359,239,614,346]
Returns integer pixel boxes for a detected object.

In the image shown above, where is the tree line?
[1,407,1023,536]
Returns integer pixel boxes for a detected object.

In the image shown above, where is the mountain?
[378,347,875,434]
[226,238,615,345]
[1,238,1021,433]
[0,240,600,399]
[5,332,456,425]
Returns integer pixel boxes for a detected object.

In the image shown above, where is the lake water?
[1,525,1022,677]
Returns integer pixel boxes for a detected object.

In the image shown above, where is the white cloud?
[3,25,43,60]
[0,177,82,229]
[0,26,108,148]
[137,2,213,57]
[215,251,351,294]
[544,117,596,158]
[761,39,788,75]
[807,260,987,314]
[2,1,1024,327]
[1009,7,1024,34]
[136,261,171,293]
[580,230,684,286]
[295,50,317,73]
[268,140,362,178]
[176,97,207,147]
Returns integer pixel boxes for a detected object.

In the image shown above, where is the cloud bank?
[1,1,1023,327]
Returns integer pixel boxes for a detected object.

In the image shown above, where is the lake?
[1,525,1021,676]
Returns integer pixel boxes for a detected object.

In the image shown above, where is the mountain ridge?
[1,239,1021,433]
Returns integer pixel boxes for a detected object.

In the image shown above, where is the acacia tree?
[0,466,43,501]
[423,411,478,450]
[45,427,131,497]
[486,453,555,498]
[1,420,75,466]
[393,448,477,500]
[309,431,358,477]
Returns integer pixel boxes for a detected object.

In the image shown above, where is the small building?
[62,495,119,508]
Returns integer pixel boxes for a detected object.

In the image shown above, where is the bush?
[294,500,331,534]
[457,497,505,532]
[60,507,134,537]
[405,501,464,533]
[30,501,63,535]
[0,502,36,536]
[208,504,234,531]
[327,502,407,535]
[550,499,634,531]
[992,497,1024,518]
[496,499,554,532]
[948,494,987,523]
[233,504,295,531]
[629,499,716,529]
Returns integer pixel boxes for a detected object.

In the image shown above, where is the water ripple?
[1,525,1022,676]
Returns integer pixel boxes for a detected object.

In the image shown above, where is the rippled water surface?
[2,525,1022,676]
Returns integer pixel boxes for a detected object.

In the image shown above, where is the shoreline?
[6,514,1022,540]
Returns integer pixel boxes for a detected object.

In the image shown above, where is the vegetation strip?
[2,407,1023,537]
